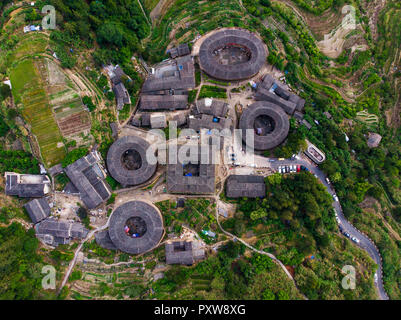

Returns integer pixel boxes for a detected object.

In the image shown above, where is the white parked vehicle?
[351,236,360,244]
[335,216,340,223]
[326,177,331,184]
[374,272,378,283]
[333,194,339,202]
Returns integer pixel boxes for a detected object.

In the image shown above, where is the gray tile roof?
[165,240,205,265]
[168,43,191,58]
[142,55,195,92]
[167,144,216,194]
[195,98,228,118]
[48,164,63,176]
[4,172,51,198]
[188,114,232,132]
[199,28,267,80]
[110,65,125,85]
[141,113,151,126]
[239,101,290,150]
[106,135,157,186]
[139,94,188,111]
[255,74,305,114]
[110,122,119,139]
[24,198,51,224]
[113,82,131,110]
[64,151,111,209]
[35,217,88,246]
[171,113,187,126]
[226,175,266,198]
[95,229,118,250]
[105,201,164,254]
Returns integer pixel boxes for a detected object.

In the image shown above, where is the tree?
[250,207,267,221]
[266,173,282,186]
[262,289,275,300]
[0,83,11,99]
[77,207,88,219]
[61,147,88,168]
[97,22,124,47]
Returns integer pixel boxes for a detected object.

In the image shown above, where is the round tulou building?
[107,135,157,186]
[239,101,290,150]
[108,201,164,254]
[198,28,267,81]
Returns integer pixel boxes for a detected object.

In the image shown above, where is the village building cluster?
[4,27,314,264]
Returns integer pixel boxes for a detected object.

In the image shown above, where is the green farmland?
[10,58,66,166]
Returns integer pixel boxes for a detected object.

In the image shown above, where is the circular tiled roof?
[239,101,290,150]
[107,136,157,186]
[199,28,267,81]
[108,201,164,254]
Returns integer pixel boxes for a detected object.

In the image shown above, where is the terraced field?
[356,110,379,129]
[145,0,247,62]
[7,32,92,166]
[7,32,48,63]
[10,58,66,166]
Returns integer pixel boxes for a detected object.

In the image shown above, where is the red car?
[296,165,301,172]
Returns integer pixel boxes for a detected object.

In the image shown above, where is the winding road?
[267,157,389,300]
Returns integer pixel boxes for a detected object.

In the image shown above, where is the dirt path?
[58,217,112,294]
[136,0,151,26]
[150,0,175,24]
[369,0,387,41]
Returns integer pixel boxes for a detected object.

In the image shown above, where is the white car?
[351,236,360,244]
[374,272,378,283]
[326,177,331,184]
[335,216,340,223]
[333,194,339,202]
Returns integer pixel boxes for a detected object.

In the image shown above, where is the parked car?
[344,232,351,238]
[297,165,301,172]
[374,272,378,283]
[333,194,339,202]
[335,216,340,223]
[285,166,290,173]
[351,237,360,244]
[326,177,331,184]
[278,158,285,161]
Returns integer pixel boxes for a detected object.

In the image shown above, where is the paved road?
[268,157,389,300]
